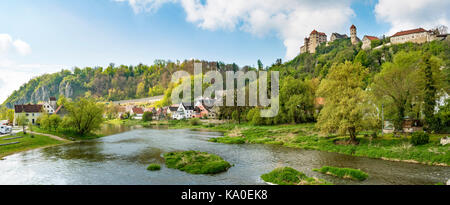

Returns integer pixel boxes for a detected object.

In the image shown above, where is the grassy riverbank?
[313,166,369,181]
[261,167,331,185]
[31,126,104,141]
[164,151,232,174]
[106,119,450,166]
[0,132,67,158]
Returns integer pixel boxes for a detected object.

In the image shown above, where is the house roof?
[181,102,194,110]
[391,28,429,37]
[132,107,144,114]
[315,97,325,106]
[169,106,178,112]
[117,106,126,113]
[364,35,379,41]
[331,33,348,39]
[49,97,57,101]
[14,104,43,113]
[310,30,326,36]
[350,24,356,29]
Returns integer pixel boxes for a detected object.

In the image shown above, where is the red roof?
[391,28,429,37]
[14,104,43,113]
[315,97,325,106]
[364,35,379,41]
[132,107,144,114]
[310,30,326,36]
[350,24,356,29]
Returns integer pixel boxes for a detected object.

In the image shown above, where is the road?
[111,95,164,105]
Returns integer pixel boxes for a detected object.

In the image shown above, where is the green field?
[0,132,67,158]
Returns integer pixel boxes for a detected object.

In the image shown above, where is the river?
[0,126,448,185]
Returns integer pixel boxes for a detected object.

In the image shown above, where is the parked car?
[0,125,12,134]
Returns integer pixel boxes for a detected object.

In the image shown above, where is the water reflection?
[0,126,448,185]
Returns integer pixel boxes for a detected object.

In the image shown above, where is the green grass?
[163,151,232,174]
[32,126,103,140]
[313,166,369,181]
[205,123,450,166]
[261,167,331,185]
[0,132,66,158]
[147,163,161,171]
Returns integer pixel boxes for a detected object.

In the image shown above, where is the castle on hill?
[300,25,449,54]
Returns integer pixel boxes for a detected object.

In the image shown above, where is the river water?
[0,126,448,185]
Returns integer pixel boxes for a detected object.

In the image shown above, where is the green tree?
[16,115,28,134]
[65,98,105,135]
[142,111,153,122]
[371,51,423,131]
[317,61,376,143]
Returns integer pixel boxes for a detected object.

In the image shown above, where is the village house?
[173,103,194,120]
[362,35,380,50]
[390,28,434,45]
[166,104,179,119]
[42,97,58,114]
[14,104,43,125]
[131,107,144,120]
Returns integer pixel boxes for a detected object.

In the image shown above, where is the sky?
[0,0,449,103]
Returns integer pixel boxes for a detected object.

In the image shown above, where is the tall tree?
[317,61,376,143]
[65,98,104,135]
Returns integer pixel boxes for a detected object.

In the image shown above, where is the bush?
[163,151,231,174]
[189,118,201,126]
[142,112,153,122]
[261,167,330,185]
[411,132,430,146]
[313,166,368,181]
[147,163,161,171]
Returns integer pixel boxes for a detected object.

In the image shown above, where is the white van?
[0,125,12,134]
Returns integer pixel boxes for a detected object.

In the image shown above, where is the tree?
[16,115,28,134]
[65,98,105,135]
[422,54,437,130]
[317,61,376,143]
[371,51,423,131]
[142,111,153,122]
[257,60,264,70]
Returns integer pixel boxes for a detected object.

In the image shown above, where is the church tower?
[350,24,359,45]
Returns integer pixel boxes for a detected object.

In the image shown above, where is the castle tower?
[350,25,359,45]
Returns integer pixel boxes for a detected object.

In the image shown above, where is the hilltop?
[3,38,450,108]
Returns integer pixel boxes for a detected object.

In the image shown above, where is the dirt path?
[27,131,71,142]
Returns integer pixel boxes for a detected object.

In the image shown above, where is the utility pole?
[381,104,384,136]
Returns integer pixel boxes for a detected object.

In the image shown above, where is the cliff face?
[3,72,75,108]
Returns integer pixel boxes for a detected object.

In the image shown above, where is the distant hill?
[3,38,450,108]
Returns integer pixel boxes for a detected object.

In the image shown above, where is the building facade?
[350,25,361,45]
[300,30,327,54]
[390,28,433,45]
[330,33,348,42]
[14,104,43,125]
[362,35,380,50]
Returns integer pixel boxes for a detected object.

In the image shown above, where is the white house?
[173,103,194,120]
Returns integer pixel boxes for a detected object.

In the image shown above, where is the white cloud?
[13,39,32,56]
[375,0,450,35]
[0,34,32,56]
[115,0,176,13]
[116,0,355,60]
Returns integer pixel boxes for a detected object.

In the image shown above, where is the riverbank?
[31,126,104,141]
[105,119,450,166]
[0,132,70,158]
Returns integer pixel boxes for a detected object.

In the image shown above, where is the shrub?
[147,163,161,171]
[313,166,368,181]
[189,118,201,126]
[261,167,330,185]
[163,151,231,174]
[411,132,430,146]
[142,112,153,122]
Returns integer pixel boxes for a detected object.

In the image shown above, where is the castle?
[299,25,448,54]
[300,25,359,53]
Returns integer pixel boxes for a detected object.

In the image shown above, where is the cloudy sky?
[0,0,449,103]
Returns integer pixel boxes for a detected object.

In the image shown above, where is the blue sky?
[0,0,448,102]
